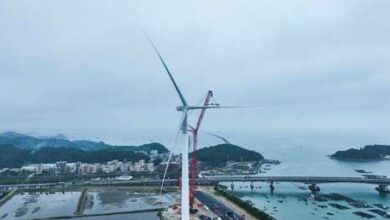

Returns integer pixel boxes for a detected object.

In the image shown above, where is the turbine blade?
[144,32,187,106]
[213,106,247,109]
[159,109,188,194]
[203,131,231,144]
[215,104,264,108]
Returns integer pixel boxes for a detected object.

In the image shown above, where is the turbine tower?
[145,36,191,220]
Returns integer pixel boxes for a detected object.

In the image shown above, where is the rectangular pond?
[83,189,178,215]
[0,191,80,220]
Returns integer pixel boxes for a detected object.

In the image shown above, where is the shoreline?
[198,186,271,220]
[329,156,385,162]
[33,209,162,220]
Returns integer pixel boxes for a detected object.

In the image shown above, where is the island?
[195,144,264,164]
[192,144,278,176]
[330,144,390,161]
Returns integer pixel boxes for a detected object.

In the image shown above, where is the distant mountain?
[194,144,264,165]
[0,131,109,151]
[331,144,390,161]
[0,132,168,153]
[0,144,150,168]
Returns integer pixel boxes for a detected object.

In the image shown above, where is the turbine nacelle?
[176,106,186,112]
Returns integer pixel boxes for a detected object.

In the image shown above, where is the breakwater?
[214,185,275,220]
[0,189,16,207]
[75,189,88,216]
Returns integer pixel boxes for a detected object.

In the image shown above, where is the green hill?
[331,144,390,161]
[0,144,30,168]
[194,144,264,165]
[0,144,150,168]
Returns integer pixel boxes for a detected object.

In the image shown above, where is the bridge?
[203,176,390,184]
[202,176,390,194]
[1,176,389,193]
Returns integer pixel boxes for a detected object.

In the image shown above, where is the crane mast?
[189,90,213,206]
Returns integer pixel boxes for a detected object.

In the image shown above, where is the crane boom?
[195,90,213,132]
[189,90,213,206]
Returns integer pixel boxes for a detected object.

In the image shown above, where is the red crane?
[188,90,214,207]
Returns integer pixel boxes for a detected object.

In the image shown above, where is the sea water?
[222,144,390,220]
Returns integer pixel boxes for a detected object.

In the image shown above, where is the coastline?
[328,155,385,162]
[199,186,273,220]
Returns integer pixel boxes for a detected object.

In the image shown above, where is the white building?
[146,163,155,172]
[21,165,36,172]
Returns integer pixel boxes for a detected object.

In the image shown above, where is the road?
[195,191,243,220]
[1,176,390,191]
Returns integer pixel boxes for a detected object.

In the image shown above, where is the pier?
[0,189,16,207]
[74,189,88,216]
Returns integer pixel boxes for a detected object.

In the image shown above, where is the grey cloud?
[0,0,389,148]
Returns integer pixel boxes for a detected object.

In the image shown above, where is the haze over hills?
[0,131,170,168]
[0,132,268,169]
[0,131,168,153]
[0,131,108,151]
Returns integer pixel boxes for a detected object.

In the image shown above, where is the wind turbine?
[145,35,238,220]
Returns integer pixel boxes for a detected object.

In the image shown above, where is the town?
[0,150,172,177]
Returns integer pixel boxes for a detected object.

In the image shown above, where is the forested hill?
[0,144,150,168]
[0,131,168,153]
[194,144,264,164]
[331,144,390,161]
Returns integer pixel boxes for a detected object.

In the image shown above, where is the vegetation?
[0,131,168,153]
[331,144,390,161]
[0,144,30,168]
[214,185,275,220]
[194,144,264,166]
[0,144,150,168]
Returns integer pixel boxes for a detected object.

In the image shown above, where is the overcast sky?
[0,0,389,148]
